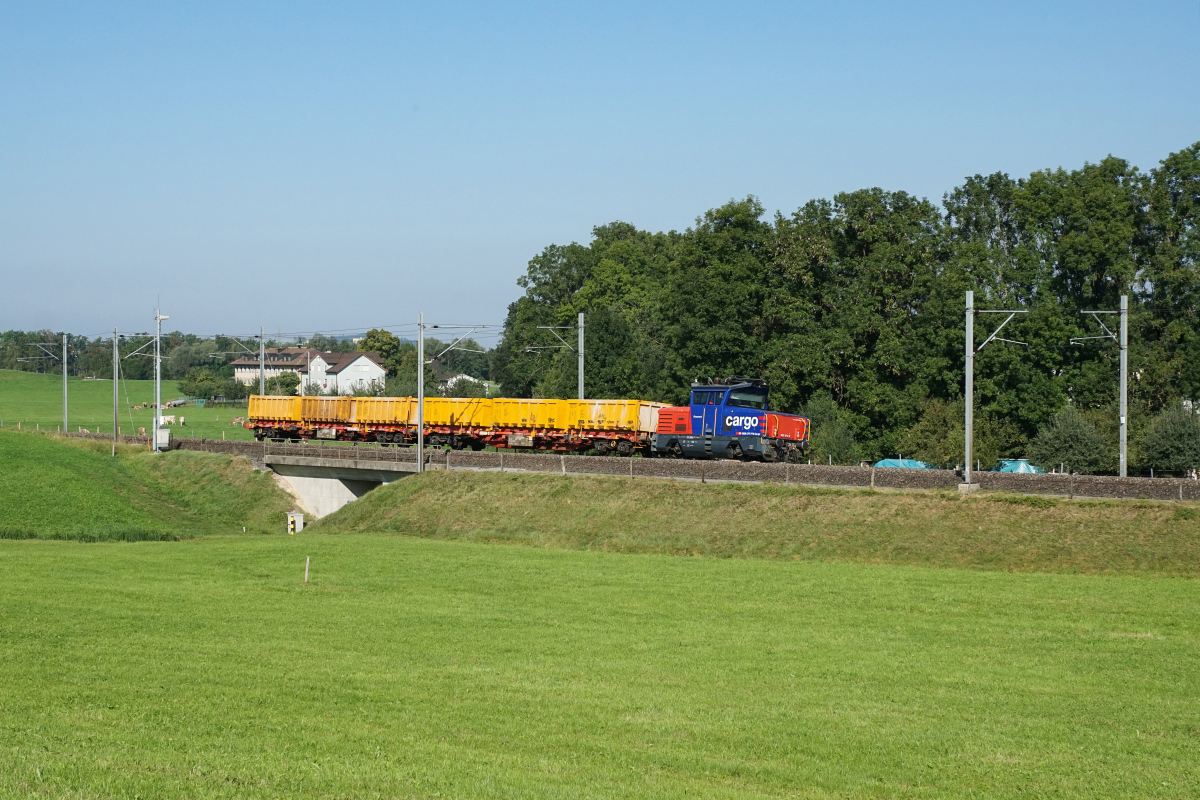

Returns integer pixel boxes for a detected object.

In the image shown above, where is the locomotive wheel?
[666,440,684,459]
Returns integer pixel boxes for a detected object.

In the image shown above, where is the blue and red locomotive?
[650,378,809,462]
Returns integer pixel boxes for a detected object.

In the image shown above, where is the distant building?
[307,351,386,394]
[440,373,486,392]
[231,348,386,394]
[231,347,315,388]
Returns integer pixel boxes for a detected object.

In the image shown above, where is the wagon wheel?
[594,440,612,456]
[615,440,634,457]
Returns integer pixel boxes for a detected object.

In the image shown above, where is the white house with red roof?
[231,348,386,394]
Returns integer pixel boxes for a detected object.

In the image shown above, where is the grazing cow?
[178,416,186,426]
[138,427,146,436]
[230,416,245,426]
[161,415,176,425]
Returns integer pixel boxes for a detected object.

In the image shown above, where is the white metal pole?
[112,328,118,456]
[259,326,265,395]
[154,311,162,452]
[964,291,974,485]
[577,312,584,401]
[417,312,424,473]
[1119,294,1128,478]
[62,333,68,434]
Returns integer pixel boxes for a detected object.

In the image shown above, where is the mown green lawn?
[0,368,254,441]
[1,534,1196,798]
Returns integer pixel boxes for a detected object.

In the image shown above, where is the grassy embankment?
[0,429,293,540]
[0,368,255,440]
[317,470,1200,576]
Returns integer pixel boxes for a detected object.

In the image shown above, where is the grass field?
[0,430,293,539]
[0,368,255,440]
[1,534,1197,798]
[2,431,1198,796]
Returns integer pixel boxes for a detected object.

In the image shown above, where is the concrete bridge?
[264,454,423,517]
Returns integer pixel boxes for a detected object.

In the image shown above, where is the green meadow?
[1,432,1198,797]
[0,368,255,441]
[2,535,1197,798]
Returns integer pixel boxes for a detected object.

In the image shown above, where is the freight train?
[245,378,809,462]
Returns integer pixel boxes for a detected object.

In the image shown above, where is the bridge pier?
[264,455,423,518]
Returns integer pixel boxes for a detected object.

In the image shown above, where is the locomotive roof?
[690,377,767,391]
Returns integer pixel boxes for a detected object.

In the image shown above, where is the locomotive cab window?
[692,391,718,405]
[728,390,766,410]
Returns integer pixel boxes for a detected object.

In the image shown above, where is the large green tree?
[358,329,405,377]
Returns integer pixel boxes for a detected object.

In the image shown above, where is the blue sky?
[2,1,1197,343]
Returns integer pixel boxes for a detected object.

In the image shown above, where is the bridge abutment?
[264,455,423,518]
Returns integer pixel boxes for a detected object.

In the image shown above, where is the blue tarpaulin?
[994,458,1043,473]
[873,458,932,469]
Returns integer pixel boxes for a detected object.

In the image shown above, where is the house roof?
[230,347,316,368]
[231,348,384,374]
[317,352,385,374]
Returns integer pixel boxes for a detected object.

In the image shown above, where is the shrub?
[1027,406,1107,474]
[1141,405,1200,475]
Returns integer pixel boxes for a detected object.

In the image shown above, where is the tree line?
[490,141,1200,474]
[6,141,1196,473]
[0,331,360,401]
[0,328,495,401]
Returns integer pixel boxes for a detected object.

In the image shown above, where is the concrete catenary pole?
[62,333,68,434]
[154,309,169,452]
[964,291,974,486]
[417,312,424,473]
[577,312,585,401]
[259,326,265,396]
[112,328,119,457]
[1120,295,1128,478]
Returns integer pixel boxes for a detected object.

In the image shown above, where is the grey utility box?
[287,512,305,534]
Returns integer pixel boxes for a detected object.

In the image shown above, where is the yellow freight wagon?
[247,395,302,422]
[491,398,567,429]
[354,397,415,426]
[423,397,493,428]
[564,399,666,433]
[301,396,353,423]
